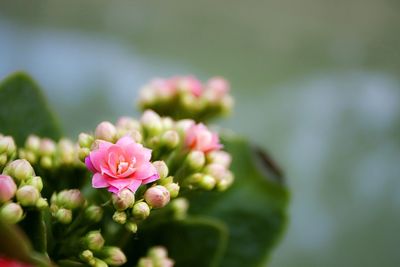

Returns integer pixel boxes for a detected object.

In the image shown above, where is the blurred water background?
[1,1,400,266]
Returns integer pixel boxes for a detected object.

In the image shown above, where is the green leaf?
[189,136,289,267]
[0,220,52,266]
[0,72,61,145]
[126,217,229,267]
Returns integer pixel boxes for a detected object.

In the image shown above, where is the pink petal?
[106,177,135,190]
[85,157,97,173]
[142,173,160,184]
[92,173,109,188]
[127,179,142,193]
[134,162,158,180]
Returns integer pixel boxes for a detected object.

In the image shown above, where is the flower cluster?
[18,135,83,170]
[138,76,234,121]
[0,159,47,224]
[137,246,174,267]
[77,110,233,230]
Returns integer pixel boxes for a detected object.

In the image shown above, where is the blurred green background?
[1,1,399,266]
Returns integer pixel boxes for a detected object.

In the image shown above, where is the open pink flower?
[185,123,222,153]
[85,136,159,194]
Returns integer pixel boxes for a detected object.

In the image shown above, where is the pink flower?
[85,136,159,194]
[175,76,203,97]
[185,123,222,153]
[151,78,176,98]
[0,175,17,202]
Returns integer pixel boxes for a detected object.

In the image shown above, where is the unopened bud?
[3,159,35,182]
[16,185,40,206]
[25,135,41,152]
[57,189,85,210]
[165,183,180,198]
[186,150,205,170]
[93,258,108,267]
[40,138,56,156]
[132,202,150,220]
[216,171,234,191]
[204,164,226,181]
[221,95,234,114]
[206,151,232,167]
[25,176,43,191]
[0,202,23,224]
[125,221,138,233]
[58,139,75,164]
[184,173,203,187]
[85,205,103,222]
[84,231,105,251]
[116,117,141,131]
[199,175,216,190]
[80,250,95,264]
[36,198,48,209]
[55,208,72,224]
[141,110,163,136]
[138,258,153,267]
[0,175,17,202]
[148,246,168,259]
[40,156,53,169]
[170,198,189,220]
[112,189,135,211]
[78,147,90,162]
[152,161,168,180]
[78,133,94,148]
[144,185,170,209]
[0,154,7,166]
[161,130,179,149]
[0,136,16,156]
[112,211,127,224]
[102,247,127,266]
[95,121,117,142]
[175,119,195,136]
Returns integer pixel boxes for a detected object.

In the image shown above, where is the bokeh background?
[1,1,400,266]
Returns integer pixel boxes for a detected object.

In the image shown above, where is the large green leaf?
[126,217,229,267]
[0,72,61,145]
[189,136,289,267]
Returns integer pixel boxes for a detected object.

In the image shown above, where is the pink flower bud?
[132,201,151,220]
[95,122,117,142]
[186,150,205,170]
[185,123,222,153]
[152,161,169,180]
[0,202,23,224]
[161,130,180,149]
[0,175,17,202]
[55,208,72,224]
[112,211,127,224]
[40,138,56,156]
[85,205,103,222]
[205,77,230,98]
[141,110,163,135]
[102,246,127,266]
[0,136,16,156]
[112,189,135,211]
[16,185,40,206]
[206,150,232,167]
[165,183,180,198]
[84,231,105,251]
[144,185,170,209]
[56,189,85,210]
[3,159,35,182]
[25,135,41,152]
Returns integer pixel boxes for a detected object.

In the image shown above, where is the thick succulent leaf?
[189,135,289,267]
[127,217,229,267]
[0,220,52,266]
[0,72,61,145]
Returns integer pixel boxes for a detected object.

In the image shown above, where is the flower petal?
[92,173,109,188]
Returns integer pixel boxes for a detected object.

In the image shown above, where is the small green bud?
[152,161,169,180]
[101,246,127,266]
[0,136,16,156]
[36,198,48,209]
[148,246,167,259]
[161,130,179,149]
[84,231,105,251]
[0,202,23,224]
[80,250,95,265]
[40,138,56,156]
[57,189,85,210]
[40,156,53,169]
[125,221,138,233]
[78,147,91,162]
[141,110,163,136]
[165,183,180,198]
[170,198,189,220]
[93,258,108,267]
[0,154,7,166]
[112,189,135,211]
[132,201,150,220]
[161,117,174,130]
[25,176,43,191]
[55,208,72,224]
[116,117,141,131]
[199,175,216,190]
[184,173,203,187]
[137,258,153,267]
[216,171,234,191]
[186,151,205,171]
[78,133,94,148]
[95,121,117,142]
[144,185,170,209]
[3,159,35,182]
[206,150,232,167]
[175,119,195,136]
[112,211,127,224]
[25,135,41,152]
[58,139,75,164]
[16,185,40,206]
[85,205,103,222]
[159,176,174,186]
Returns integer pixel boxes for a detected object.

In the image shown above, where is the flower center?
[116,158,136,175]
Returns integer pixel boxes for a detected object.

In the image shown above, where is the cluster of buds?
[138,76,234,121]
[50,189,94,224]
[0,134,16,169]
[137,246,174,267]
[19,135,83,170]
[80,231,127,267]
[0,159,47,224]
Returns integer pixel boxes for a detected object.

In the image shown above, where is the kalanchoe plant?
[0,72,289,267]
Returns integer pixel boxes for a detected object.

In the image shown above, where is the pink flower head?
[0,174,17,202]
[185,123,222,153]
[206,77,230,98]
[175,76,203,97]
[151,78,176,98]
[85,136,159,194]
